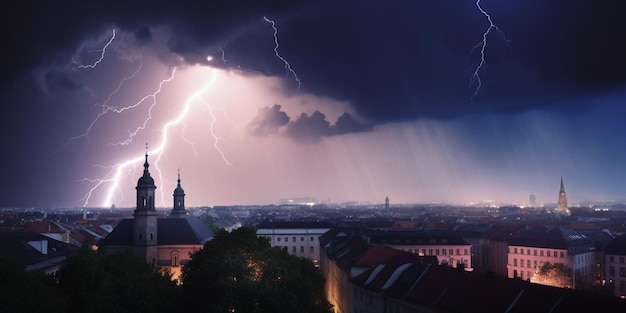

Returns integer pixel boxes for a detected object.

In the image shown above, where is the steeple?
[133,144,159,252]
[171,168,186,217]
[556,177,570,215]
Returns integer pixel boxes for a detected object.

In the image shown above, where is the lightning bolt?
[469,0,510,101]
[77,29,116,69]
[76,20,300,208]
[84,68,221,208]
[263,16,301,90]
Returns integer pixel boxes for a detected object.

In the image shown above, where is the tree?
[56,247,180,313]
[181,227,333,313]
[0,257,66,313]
[531,262,573,289]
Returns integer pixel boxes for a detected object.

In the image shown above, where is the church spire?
[556,176,570,215]
[171,168,186,217]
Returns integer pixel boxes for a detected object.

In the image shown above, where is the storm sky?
[1,0,625,208]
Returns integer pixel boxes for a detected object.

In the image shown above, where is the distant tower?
[529,194,536,207]
[133,146,159,264]
[556,177,570,215]
[171,169,186,217]
[385,196,389,211]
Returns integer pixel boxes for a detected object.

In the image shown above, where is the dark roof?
[509,226,595,253]
[605,235,626,255]
[365,229,470,246]
[256,221,333,229]
[0,232,79,271]
[99,216,214,246]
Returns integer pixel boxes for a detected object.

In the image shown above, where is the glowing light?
[98,68,220,208]
[263,16,301,90]
[469,0,510,101]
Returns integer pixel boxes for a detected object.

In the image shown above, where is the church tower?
[556,177,570,215]
[171,169,186,217]
[133,148,159,264]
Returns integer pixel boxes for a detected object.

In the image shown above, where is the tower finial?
[143,143,150,174]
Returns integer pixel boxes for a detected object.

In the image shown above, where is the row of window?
[274,245,315,254]
[276,236,315,242]
[608,256,626,264]
[513,258,540,269]
[409,248,469,256]
[511,247,565,258]
[607,266,626,277]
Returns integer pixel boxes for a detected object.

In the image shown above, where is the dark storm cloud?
[248,104,290,136]
[249,105,372,141]
[3,0,626,124]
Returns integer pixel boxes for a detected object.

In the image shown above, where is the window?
[429,249,433,255]
[456,249,460,255]
[520,248,524,254]
[436,249,440,255]
[292,246,296,253]
[277,237,281,242]
[520,259,524,267]
[527,260,531,268]
[285,237,288,242]
[442,249,447,256]
[292,237,296,242]
[310,246,314,253]
[464,249,469,255]
[610,256,615,262]
[514,259,518,266]
[527,249,530,255]
[301,237,304,241]
[534,249,537,256]
[514,247,518,254]
[533,260,537,268]
[311,237,314,241]
[171,252,180,266]
[540,250,544,257]
[449,249,453,255]
[621,256,625,264]
[547,251,551,257]
[620,267,626,277]
[560,251,564,258]
[300,246,304,253]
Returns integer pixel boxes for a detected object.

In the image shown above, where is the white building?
[507,226,595,289]
[256,221,332,266]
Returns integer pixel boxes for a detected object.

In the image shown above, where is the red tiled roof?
[23,221,64,233]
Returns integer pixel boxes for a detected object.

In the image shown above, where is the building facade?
[605,236,626,298]
[256,221,332,267]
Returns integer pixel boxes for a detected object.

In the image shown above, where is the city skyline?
[1,1,625,208]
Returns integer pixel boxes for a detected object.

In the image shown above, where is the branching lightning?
[75,20,301,208]
[77,29,117,69]
[263,16,301,90]
[470,0,510,101]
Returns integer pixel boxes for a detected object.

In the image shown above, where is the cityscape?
[2,1,626,312]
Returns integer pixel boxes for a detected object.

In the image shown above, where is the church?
[98,152,214,280]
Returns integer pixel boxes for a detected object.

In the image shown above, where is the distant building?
[256,221,332,267]
[605,235,626,298]
[556,177,571,215]
[98,152,214,281]
[507,226,595,289]
[529,194,537,206]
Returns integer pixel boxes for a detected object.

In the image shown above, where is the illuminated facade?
[507,226,594,289]
[99,153,214,281]
[555,177,571,215]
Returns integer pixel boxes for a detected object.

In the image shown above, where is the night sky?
[1,0,625,208]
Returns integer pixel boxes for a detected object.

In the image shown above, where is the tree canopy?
[181,227,333,313]
[530,262,573,289]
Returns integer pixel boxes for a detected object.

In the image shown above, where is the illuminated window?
[172,252,180,266]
